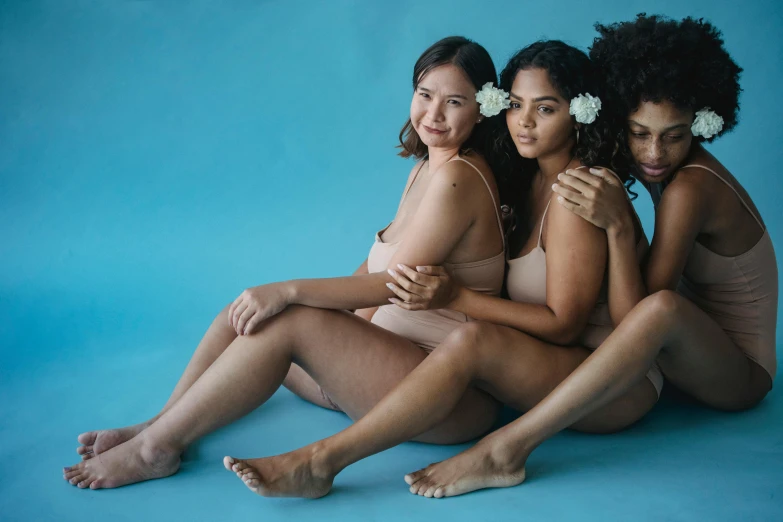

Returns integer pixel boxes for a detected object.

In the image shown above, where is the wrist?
[450,285,468,311]
[607,218,634,240]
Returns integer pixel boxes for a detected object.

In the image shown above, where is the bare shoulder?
[660,166,711,211]
[430,156,491,196]
[548,189,600,234]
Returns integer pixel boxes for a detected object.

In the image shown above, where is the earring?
[576,128,580,144]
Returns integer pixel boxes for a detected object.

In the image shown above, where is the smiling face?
[505,68,575,161]
[410,63,481,151]
[627,100,694,183]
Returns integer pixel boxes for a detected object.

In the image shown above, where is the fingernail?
[558,196,564,202]
[557,173,562,180]
[416,266,425,271]
[386,283,394,289]
[551,183,557,190]
[387,269,397,277]
[397,264,405,270]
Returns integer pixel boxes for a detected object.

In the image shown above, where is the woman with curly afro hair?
[540,12,776,459]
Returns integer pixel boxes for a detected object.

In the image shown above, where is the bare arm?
[604,224,648,325]
[289,164,477,310]
[451,194,607,345]
[232,162,480,335]
[350,258,378,320]
[552,168,646,325]
[643,175,707,292]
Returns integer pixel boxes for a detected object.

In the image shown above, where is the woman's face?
[410,64,481,151]
[505,68,575,160]
[627,100,694,183]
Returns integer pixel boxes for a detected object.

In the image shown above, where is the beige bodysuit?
[506,168,665,396]
[368,156,507,352]
[674,165,778,380]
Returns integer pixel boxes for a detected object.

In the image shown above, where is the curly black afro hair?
[590,14,742,144]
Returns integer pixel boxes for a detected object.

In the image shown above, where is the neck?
[536,138,576,179]
[427,146,461,172]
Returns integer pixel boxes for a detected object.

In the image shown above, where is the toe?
[231,459,251,473]
[64,467,83,480]
[77,445,94,456]
[423,484,438,498]
[404,469,426,486]
[412,480,429,495]
[77,432,98,445]
[223,456,235,471]
[79,476,97,489]
[433,487,445,499]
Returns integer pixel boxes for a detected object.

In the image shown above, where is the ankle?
[482,432,534,472]
[307,441,341,479]
[136,431,183,462]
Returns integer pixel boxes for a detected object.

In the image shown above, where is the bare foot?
[63,434,180,489]
[404,441,527,498]
[223,445,335,499]
[76,422,151,460]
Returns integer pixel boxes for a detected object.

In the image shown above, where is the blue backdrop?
[1,1,781,521]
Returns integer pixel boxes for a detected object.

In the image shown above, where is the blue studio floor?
[2,1,783,521]
[1,336,782,521]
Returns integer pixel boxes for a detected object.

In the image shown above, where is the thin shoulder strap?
[538,165,592,247]
[538,201,552,247]
[448,156,506,245]
[398,160,427,207]
[681,164,764,230]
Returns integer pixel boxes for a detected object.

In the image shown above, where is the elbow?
[551,328,582,346]
[546,315,587,346]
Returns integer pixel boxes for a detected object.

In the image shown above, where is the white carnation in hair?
[691,108,724,139]
[569,93,602,124]
[475,82,510,117]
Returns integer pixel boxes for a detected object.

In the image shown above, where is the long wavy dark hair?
[495,40,624,254]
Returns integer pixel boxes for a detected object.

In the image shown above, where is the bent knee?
[637,290,685,326]
[438,322,502,358]
[430,321,503,368]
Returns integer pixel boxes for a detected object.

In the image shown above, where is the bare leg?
[62,306,499,491]
[76,304,239,458]
[408,290,771,498]
[77,304,339,459]
[235,320,657,498]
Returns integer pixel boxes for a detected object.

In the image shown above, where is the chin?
[514,144,538,159]
[634,167,676,185]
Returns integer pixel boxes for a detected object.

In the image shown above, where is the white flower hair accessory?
[569,93,602,124]
[691,107,724,139]
[475,82,510,117]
